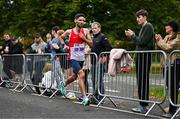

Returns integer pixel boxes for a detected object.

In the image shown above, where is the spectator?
[0,33,12,87]
[155,20,180,117]
[46,33,52,42]
[45,27,66,95]
[83,43,91,93]
[8,37,24,81]
[0,33,11,54]
[91,22,112,103]
[28,33,47,94]
[125,9,155,113]
[46,26,64,57]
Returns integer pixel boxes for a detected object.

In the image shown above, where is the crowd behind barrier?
[0,50,180,119]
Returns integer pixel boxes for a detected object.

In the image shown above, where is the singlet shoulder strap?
[69,29,73,39]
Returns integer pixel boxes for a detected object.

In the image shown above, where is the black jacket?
[0,40,11,54]
[9,42,23,54]
[91,32,112,57]
[132,22,155,50]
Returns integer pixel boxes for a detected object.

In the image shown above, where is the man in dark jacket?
[9,37,24,77]
[0,33,12,87]
[0,33,11,54]
[91,22,112,102]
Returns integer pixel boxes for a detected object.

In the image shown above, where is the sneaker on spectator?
[0,81,6,87]
[35,87,41,94]
[162,112,179,118]
[66,92,76,100]
[162,113,172,118]
[55,90,61,95]
[59,81,66,96]
[81,97,89,106]
[5,82,14,88]
[132,105,148,114]
[77,95,84,102]
[43,90,53,96]
[90,98,105,105]
[90,98,98,104]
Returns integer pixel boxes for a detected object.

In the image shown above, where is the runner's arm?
[59,30,70,50]
[80,29,93,47]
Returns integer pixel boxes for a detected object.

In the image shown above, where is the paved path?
[0,88,161,119]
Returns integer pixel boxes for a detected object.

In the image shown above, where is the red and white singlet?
[68,28,85,61]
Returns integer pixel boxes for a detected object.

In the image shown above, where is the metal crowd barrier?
[21,54,53,95]
[15,53,98,99]
[96,50,167,117]
[0,53,99,99]
[0,54,25,91]
[0,55,3,87]
[1,50,175,118]
[169,50,180,119]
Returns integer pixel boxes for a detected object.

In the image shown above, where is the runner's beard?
[77,23,84,28]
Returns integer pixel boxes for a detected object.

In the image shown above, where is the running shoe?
[59,81,66,96]
[81,97,89,106]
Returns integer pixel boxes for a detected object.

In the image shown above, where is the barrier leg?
[171,107,180,119]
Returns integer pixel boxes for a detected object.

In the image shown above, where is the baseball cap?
[11,37,17,41]
[34,33,41,38]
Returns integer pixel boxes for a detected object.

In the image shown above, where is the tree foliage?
[0,0,179,49]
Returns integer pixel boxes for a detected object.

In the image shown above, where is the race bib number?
[73,44,84,52]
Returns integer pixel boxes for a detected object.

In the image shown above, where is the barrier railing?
[0,50,174,118]
[0,55,3,87]
[96,50,167,117]
[169,50,180,119]
[19,53,98,99]
[0,54,25,91]
[21,54,53,95]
